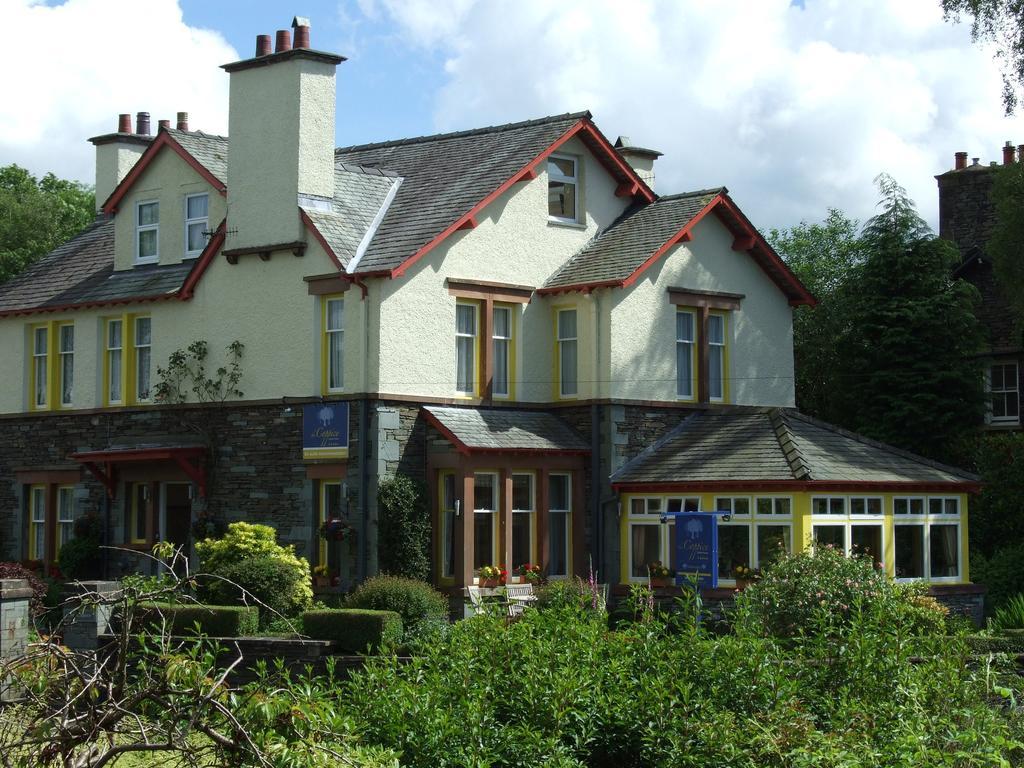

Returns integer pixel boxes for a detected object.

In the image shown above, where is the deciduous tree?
[943,0,1024,113]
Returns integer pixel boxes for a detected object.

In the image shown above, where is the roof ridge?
[783,409,979,481]
[335,111,591,154]
[655,187,728,202]
[769,408,812,480]
[166,128,229,141]
[608,410,704,482]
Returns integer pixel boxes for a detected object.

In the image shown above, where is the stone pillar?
[62,581,120,652]
[0,579,33,702]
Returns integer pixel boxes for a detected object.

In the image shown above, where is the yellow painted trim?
[27,484,45,560]
[56,322,74,410]
[709,310,729,404]
[54,485,74,560]
[455,299,482,398]
[552,304,578,401]
[492,302,516,400]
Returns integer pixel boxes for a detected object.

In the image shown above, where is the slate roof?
[167,129,228,184]
[610,408,978,486]
[300,165,399,269]
[336,112,589,274]
[423,406,589,452]
[543,189,721,289]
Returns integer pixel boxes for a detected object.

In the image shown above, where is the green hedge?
[302,609,402,653]
[136,602,259,637]
[963,633,1024,654]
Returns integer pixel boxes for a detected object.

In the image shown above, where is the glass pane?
[138,202,158,225]
[867,498,882,515]
[187,222,206,253]
[137,346,151,400]
[683,498,700,513]
[550,511,568,576]
[456,304,476,334]
[493,307,510,338]
[734,498,750,516]
[58,488,74,522]
[109,349,122,402]
[813,525,845,551]
[718,525,751,579]
[929,498,943,516]
[894,499,908,515]
[756,525,790,567]
[1008,392,1020,417]
[676,339,692,397]
[648,498,663,513]
[35,357,47,406]
[493,338,509,396]
[548,157,575,178]
[895,525,925,578]
[108,321,122,349]
[62,350,74,404]
[473,512,493,569]
[134,485,147,541]
[550,474,570,511]
[456,336,475,393]
[676,311,694,342]
[329,331,343,389]
[992,365,1005,390]
[512,512,531,569]
[829,498,845,515]
[630,498,646,516]
[135,317,151,346]
[715,498,732,513]
[708,314,724,344]
[512,475,533,510]
[558,310,577,339]
[442,474,456,511]
[930,524,959,578]
[851,498,866,515]
[31,489,45,522]
[443,509,455,578]
[327,299,344,331]
[909,498,924,515]
[33,524,45,560]
[34,327,47,354]
[630,524,661,578]
[944,498,958,515]
[756,498,772,516]
[548,180,577,218]
[709,344,723,399]
[324,483,343,518]
[474,474,495,511]
[560,339,578,396]
[775,498,791,516]
[812,498,828,515]
[666,498,683,514]
[186,194,208,219]
[851,525,883,566]
[59,325,74,353]
[138,228,157,259]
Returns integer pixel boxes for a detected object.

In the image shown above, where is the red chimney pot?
[293,24,310,48]
[275,29,291,53]
[158,119,170,131]
[954,151,967,171]
[136,112,150,136]
[1003,141,1015,165]
[176,111,189,131]
[118,113,132,133]
[256,34,272,56]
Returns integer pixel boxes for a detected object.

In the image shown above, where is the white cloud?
[0,0,235,187]
[367,0,1024,231]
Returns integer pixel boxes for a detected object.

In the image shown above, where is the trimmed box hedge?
[136,602,259,637]
[963,633,1024,654]
[302,609,402,653]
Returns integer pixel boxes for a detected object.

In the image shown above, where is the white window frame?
[719,496,793,584]
[106,319,123,405]
[754,496,793,517]
[511,473,536,574]
[627,496,667,582]
[492,305,512,398]
[676,309,696,400]
[58,324,74,407]
[455,301,478,396]
[810,495,885,565]
[134,316,152,403]
[893,496,963,583]
[548,473,571,579]
[988,362,1020,424]
[557,308,578,398]
[325,297,344,393]
[547,153,579,223]
[135,200,159,265]
[183,193,209,258]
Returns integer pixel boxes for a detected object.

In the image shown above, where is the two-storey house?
[0,17,981,618]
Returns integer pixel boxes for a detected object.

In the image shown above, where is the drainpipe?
[591,290,603,576]
[357,280,373,583]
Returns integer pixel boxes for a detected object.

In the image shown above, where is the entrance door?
[160,483,192,569]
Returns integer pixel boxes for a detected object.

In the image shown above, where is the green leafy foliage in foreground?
[338,606,1021,767]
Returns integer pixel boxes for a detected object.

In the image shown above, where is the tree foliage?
[943,0,1024,113]
[0,164,94,284]
[376,475,431,581]
[986,160,1024,331]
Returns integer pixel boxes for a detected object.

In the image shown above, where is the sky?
[5,0,1024,234]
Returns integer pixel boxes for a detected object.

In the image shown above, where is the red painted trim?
[611,479,981,493]
[514,167,539,182]
[179,220,226,299]
[299,209,346,271]
[101,132,227,214]
[0,292,179,320]
[70,447,206,463]
[171,452,208,498]
[456,215,478,231]
[389,117,655,280]
[616,182,639,197]
[732,234,755,251]
[81,461,117,499]
[536,278,622,297]
[422,410,471,455]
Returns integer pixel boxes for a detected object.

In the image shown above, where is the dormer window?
[135,201,159,264]
[548,155,578,223]
[184,194,209,258]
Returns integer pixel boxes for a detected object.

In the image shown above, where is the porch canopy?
[422,406,589,587]
[69,442,208,498]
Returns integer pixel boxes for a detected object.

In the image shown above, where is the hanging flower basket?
[319,518,355,542]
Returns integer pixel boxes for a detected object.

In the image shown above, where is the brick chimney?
[936,146,1000,255]
[221,17,346,250]
[613,136,662,190]
[88,113,153,213]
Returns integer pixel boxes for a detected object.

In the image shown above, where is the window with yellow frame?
[708,311,728,402]
[492,303,515,399]
[28,320,75,411]
[28,485,46,561]
[130,483,149,545]
[319,480,344,566]
[322,296,344,394]
[104,314,152,407]
[455,300,480,396]
[554,307,578,399]
[27,484,77,562]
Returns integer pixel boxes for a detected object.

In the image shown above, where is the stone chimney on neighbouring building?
[87,112,154,213]
[221,16,345,251]
[613,136,662,190]
[935,141,1015,255]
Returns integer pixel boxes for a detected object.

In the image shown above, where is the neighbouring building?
[0,17,982,618]
[936,144,1022,430]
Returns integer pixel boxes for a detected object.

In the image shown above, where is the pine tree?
[835,174,985,465]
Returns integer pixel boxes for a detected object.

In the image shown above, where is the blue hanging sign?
[672,512,719,590]
[302,403,349,459]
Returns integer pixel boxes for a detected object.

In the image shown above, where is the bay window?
[135,316,152,402]
[811,495,884,566]
[511,473,535,569]
[717,495,792,581]
[473,472,497,570]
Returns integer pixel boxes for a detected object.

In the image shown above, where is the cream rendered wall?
[226,58,336,250]
[608,215,796,406]
[94,142,147,212]
[112,149,227,271]
[374,137,626,401]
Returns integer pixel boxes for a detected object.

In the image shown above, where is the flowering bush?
[477,565,507,583]
[737,545,945,638]
[647,561,674,579]
[516,563,543,584]
[319,517,355,542]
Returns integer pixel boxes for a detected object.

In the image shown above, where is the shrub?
[535,577,607,613]
[971,544,1024,614]
[302,609,402,652]
[57,536,101,581]
[216,556,312,628]
[992,593,1024,632]
[195,523,312,618]
[0,562,48,616]
[376,475,430,581]
[344,575,448,633]
[737,546,942,638]
[136,602,259,636]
